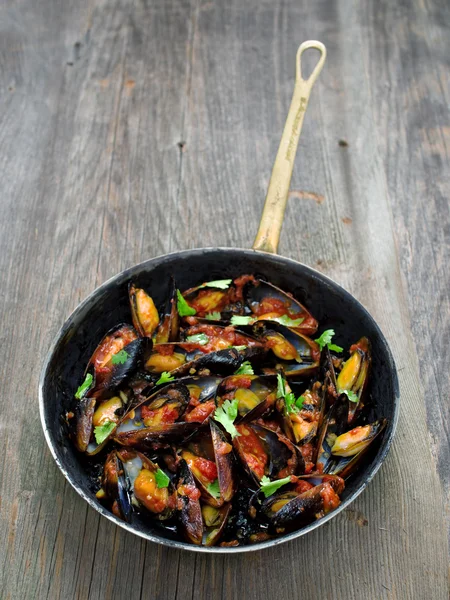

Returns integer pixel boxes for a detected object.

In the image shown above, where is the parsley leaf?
[213,400,240,439]
[111,349,129,365]
[295,395,306,410]
[235,361,254,375]
[75,373,93,400]
[276,374,304,414]
[341,389,359,403]
[260,475,292,498]
[284,392,299,414]
[204,311,221,321]
[314,329,343,353]
[156,371,175,386]
[230,315,255,326]
[94,420,116,445]
[276,373,286,399]
[206,479,221,499]
[186,333,209,345]
[176,290,196,317]
[155,468,170,488]
[272,314,304,327]
[199,279,232,290]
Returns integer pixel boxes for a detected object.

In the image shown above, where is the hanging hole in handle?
[296,41,327,86]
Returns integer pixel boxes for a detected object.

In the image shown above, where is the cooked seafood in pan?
[67,275,387,546]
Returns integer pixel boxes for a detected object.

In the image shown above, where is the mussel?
[315,393,349,473]
[114,383,197,449]
[280,381,324,445]
[176,459,203,545]
[145,344,259,378]
[244,278,318,335]
[180,421,235,506]
[327,419,387,478]
[233,423,305,484]
[215,374,277,424]
[87,324,147,398]
[261,474,344,527]
[183,376,222,424]
[252,321,320,378]
[202,503,232,546]
[336,337,371,423]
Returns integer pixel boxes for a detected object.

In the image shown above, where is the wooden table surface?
[1,0,449,598]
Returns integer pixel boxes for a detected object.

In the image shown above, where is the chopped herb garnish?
[235,361,254,375]
[176,290,196,317]
[75,372,93,400]
[155,468,170,488]
[295,395,306,410]
[186,333,209,345]
[260,475,292,498]
[156,371,175,385]
[340,389,359,403]
[231,345,247,351]
[213,399,240,439]
[314,329,343,353]
[230,315,255,326]
[111,349,129,365]
[206,479,221,499]
[276,374,304,414]
[94,421,116,445]
[205,311,222,321]
[199,279,232,290]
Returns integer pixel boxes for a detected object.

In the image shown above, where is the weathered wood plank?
[0,0,448,599]
[358,0,450,548]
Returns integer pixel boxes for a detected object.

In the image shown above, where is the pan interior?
[40,248,399,552]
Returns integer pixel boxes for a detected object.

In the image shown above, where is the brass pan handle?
[252,41,326,254]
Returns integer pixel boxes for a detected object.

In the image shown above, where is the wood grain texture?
[0,0,448,599]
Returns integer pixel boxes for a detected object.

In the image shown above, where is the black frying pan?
[39,42,399,553]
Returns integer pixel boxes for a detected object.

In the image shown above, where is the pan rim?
[39,246,400,553]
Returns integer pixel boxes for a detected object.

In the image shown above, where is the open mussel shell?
[73,394,96,452]
[261,475,344,527]
[327,419,387,479]
[97,449,139,523]
[244,278,318,335]
[319,346,339,407]
[234,423,305,485]
[87,324,149,398]
[336,337,371,424]
[145,344,237,377]
[181,323,263,353]
[251,321,320,378]
[181,281,236,318]
[117,451,176,521]
[182,375,222,423]
[315,393,349,472]
[176,459,203,545]
[280,381,324,445]
[129,283,160,338]
[210,420,235,503]
[215,374,277,424]
[154,276,179,344]
[85,394,127,456]
[114,383,197,450]
[202,503,232,546]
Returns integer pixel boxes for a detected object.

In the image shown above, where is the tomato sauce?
[184,400,216,423]
[141,404,179,426]
[178,484,202,501]
[294,480,314,495]
[235,424,267,480]
[320,483,341,512]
